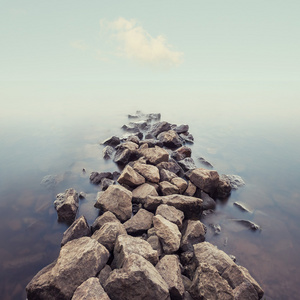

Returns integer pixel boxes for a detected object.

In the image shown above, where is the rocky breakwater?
[26,112,264,300]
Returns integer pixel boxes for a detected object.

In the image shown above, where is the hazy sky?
[1,0,299,82]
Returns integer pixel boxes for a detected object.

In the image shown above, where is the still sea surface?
[0,80,299,299]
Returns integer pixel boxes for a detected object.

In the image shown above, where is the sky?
[1,0,299,82]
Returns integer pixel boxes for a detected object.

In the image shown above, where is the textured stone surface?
[124,208,154,234]
[171,177,188,194]
[90,172,113,185]
[147,235,163,257]
[101,136,120,147]
[156,204,184,228]
[216,175,232,199]
[148,121,172,137]
[184,181,197,197]
[159,169,178,182]
[94,185,132,222]
[138,145,169,165]
[103,145,114,159]
[117,165,146,187]
[178,157,197,172]
[233,281,259,300]
[91,211,120,233]
[98,265,112,286]
[157,130,182,149]
[132,183,158,202]
[159,181,180,196]
[133,162,160,183]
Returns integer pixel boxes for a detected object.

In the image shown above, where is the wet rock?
[156,255,185,299]
[98,264,112,286]
[100,178,115,191]
[71,277,110,300]
[179,133,194,144]
[92,221,127,252]
[138,145,169,165]
[113,235,159,268]
[124,208,154,234]
[229,219,261,231]
[159,181,180,196]
[216,175,232,199]
[180,220,206,252]
[158,130,183,149]
[126,135,140,145]
[199,190,216,210]
[26,237,109,300]
[117,165,146,187]
[147,235,163,257]
[143,194,203,218]
[171,177,188,194]
[221,174,245,189]
[91,211,120,233]
[233,281,258,300]
[79,192,86,199]
[61,216,90,247]
[159,169,178,182]
[233,202,252,213]
[132,183,158,202]
[103,145,114,159]
[198,157,213,168]
[94,185,132,222]
[178,157,197,172]
[184,181,197,197]
[153,215,181,254]
[174,124,189,134]
[189,263,234,300]
[156,204,185,228]
[113,147,137,165]
[189,168,220,196]
[157,160,183,175]
[41,174,63,190]
[54,188,79,224]
[148,121,172,137]
[132,162,160,183]
[121,124,141,133]
[116,141,139,151]
[105,253,169,300]
[101,136,120,147]
[210,224,221,235]
[139,138,163,148]
[90,172,113,185]
[171,146,192,161]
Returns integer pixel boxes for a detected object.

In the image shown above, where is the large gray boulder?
[156,204,185,228]
[104,254,170,300]
[138,145,169,165]
[71,277,110,300]
[117,165,145,187]
[124,208,154,234]
[94,185,132,222]
[133,162,160,183]
[153,215,181,254]
[113,235,159,268]
[61,215,90,246]
[156,255,185,300]
[54,188,79,224]
[26,237,110,300]
[157,130,182,149]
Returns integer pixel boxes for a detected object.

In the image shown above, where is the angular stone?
[61,215,90,247]
[101,136,120,147]
[26,237,110,300]
[92,221,127,252]
[91,211,120,233]
[132,183,158,202]
[172,146,192,161]
[159,169,178,182]
[54,188,79,224]
[174,124,189,134]
[147,235,163,257]
[216,175,232,199]
[159,181,180,196]
[116,141,139,151]
[233,281,258,300]
[126,135,140,144]
[117,165,146,187]
[153,215,181,254]
[132,162,160,183]
[178,157,196,172]
[198,157,213,168]
[100,178,115,191]
[148,121,172,137]
[156,204,184,228]
[179,133,194,144]
[71,277,110,300]
[139,139,163,148]
[113,235,159,268]
[105,254,170,300]
[144,195,203,218]
[184,181,197,197]
[156,255,184,299]
[180,220,206,252]
[113,148,133,165]
[189,168,220,195]
[94,185,132,222]
[157,130,182,149]
[124,208,154,234]
[189,263,234,300]
[221,174,245,190]
[157,161,182,175]
[90,172,113,185]
[138,145,169,165]
[103,145,114,159]
[98,264,112,286]
[199,190,216,210]
[171,177,188,194]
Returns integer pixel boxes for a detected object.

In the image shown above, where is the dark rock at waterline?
[179,133,194,144]
[198,157,213,168]
[103,145,114,159]
[100,178,115,191]
[171,146,192,161]
[178,157,197,172]
[90,172,113,185]
[173,124,189,134]
[101,136,120,147]
[196,190,216,210]
[222,174,245,189]
[121,124,141,133]
[216,175,232,199]
[157,130,183,149]
[54,188,79,224]
[148,121,172,137]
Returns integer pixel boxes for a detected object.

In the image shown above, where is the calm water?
[0,80,299,299]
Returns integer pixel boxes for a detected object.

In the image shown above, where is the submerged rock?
[221,174,245,189]
[233,202,252,213]
[229,219,261,231]
[101,136,120,147]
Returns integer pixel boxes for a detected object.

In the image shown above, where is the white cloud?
[100,17,183,68]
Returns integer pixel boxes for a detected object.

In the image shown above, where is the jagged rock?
[54,188,79,224]
[139,139,163,148]
[179,133,194,144]
[159,181,180,196]
[91,211,120,233]
[189,263,234,300]
[156,255,185,299]
[233,202,252,213]
[184,181,197,197]
[71,277,110,300]
[94,185,132,222]
[147,235,163,257]
[126,135,140,145]
[138,145,169,165]
[117,165,145,187]
[147,227,157,237]
[113,235,159,268]
[157,160,182,175]
[129,120,148,130]
[153,215,181,254]
[143,194,203,218]
[159,169,178,182]
[148,121,172,137]
[100,178,114,191]
[174,124,189,134]
[103,146,114,159]
[216,175,232,199]
[92,221,127,252]
[178,158,196,172]
[229,219,261,231]
[116,141,139,151]
[113,148,136,165]
[180,220,206,252]
[198,190,216,210]
[198,157,213,168]
[98,265,112,286]
[189,168,220,195]
[171,146,192,161]
[101,136,120,147]
[157,130,182,149]
[104,254,170,300]
[156,204,184,228]
[26,237,109,300]
[90,172,113,185]
[132,183,158,202]
[233,281,258,300]
[61,216,90,246]
[124,208,154,234]
[222,174,245,189]
[132,162,160,183]
[171,177,188,194]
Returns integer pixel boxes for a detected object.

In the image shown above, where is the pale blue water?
[0,80,299,299]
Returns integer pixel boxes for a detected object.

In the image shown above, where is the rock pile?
[26,113,264,299]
